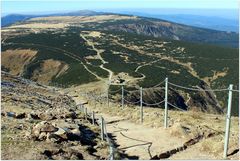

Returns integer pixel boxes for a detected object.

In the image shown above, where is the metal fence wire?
[77,77,239,159]
[79,105,115,160]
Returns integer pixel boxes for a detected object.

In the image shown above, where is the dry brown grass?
[199,136,224,156]
[28,15,138,24]
[31,59,69,84]
[2,49,37,75]
[8,23,68,29]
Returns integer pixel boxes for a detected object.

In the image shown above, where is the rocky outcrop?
[106,23,179,40]
[187,81,223,114]
[30,121,81,142]
[103,18,238,48]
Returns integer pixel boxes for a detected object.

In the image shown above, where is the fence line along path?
[75,77,239,159]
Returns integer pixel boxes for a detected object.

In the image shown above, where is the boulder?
[32,121,56,139]
[29,113,40,120]
[40,124,58,133]
[15,113,26,119]
[6,112,16,118]
[1,112,6,116]
[54,121,79,129]
[39,132,47,141]
[38,113,56,121]
[24,131,31,139]
[54,127,68,139]
[69,151,84,160]
[64,112,77,119]
[14,124,24,130]
[71,128,81,136]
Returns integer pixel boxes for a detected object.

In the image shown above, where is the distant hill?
[102,16,238,48]
[2,10,238,48]
[156,14,238,33]
[1,10,101,27]
[1,14,35,27]
[113,11,239,33]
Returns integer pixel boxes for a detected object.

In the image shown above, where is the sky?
[1,0,239,19]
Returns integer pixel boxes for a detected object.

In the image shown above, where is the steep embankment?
[1,72,110,160]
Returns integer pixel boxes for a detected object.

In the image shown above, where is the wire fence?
[142,100,165,106]
[75,77,239,159]
[168,81,230,92]
[108,88,122,93]
[123,98,140,105]
[167,102,187,111]
[153,79,166,88]
[78,104,116,160]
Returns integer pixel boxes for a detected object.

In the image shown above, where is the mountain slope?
[1,71,110,159]
[1,11,238,48]
[1,14,35,27]
[115,11,239,32]
[101,17,238,48]
[1,14,239,115]
[1,10,101,27]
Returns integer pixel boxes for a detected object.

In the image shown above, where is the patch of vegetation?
[2,23,238,115]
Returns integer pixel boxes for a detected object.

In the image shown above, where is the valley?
[1,13,239,116]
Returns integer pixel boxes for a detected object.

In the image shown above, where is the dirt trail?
[98,113,185,159]
[65,88,239,160]
[80,33,113,82]
[71,95,184,159]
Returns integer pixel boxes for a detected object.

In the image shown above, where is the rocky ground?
[1,71,109,160]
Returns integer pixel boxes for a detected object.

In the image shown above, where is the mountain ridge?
[1,13,239,115]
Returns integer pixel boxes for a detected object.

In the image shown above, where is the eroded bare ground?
[64,86,239,160]
[203,69,228,85]
[1,72,109,160]
[31,59,69,84]
[1,49,38,75]
[1,49,69,84]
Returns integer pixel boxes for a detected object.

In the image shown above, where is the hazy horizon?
[1,0,239,20]
[1,8,239,20]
